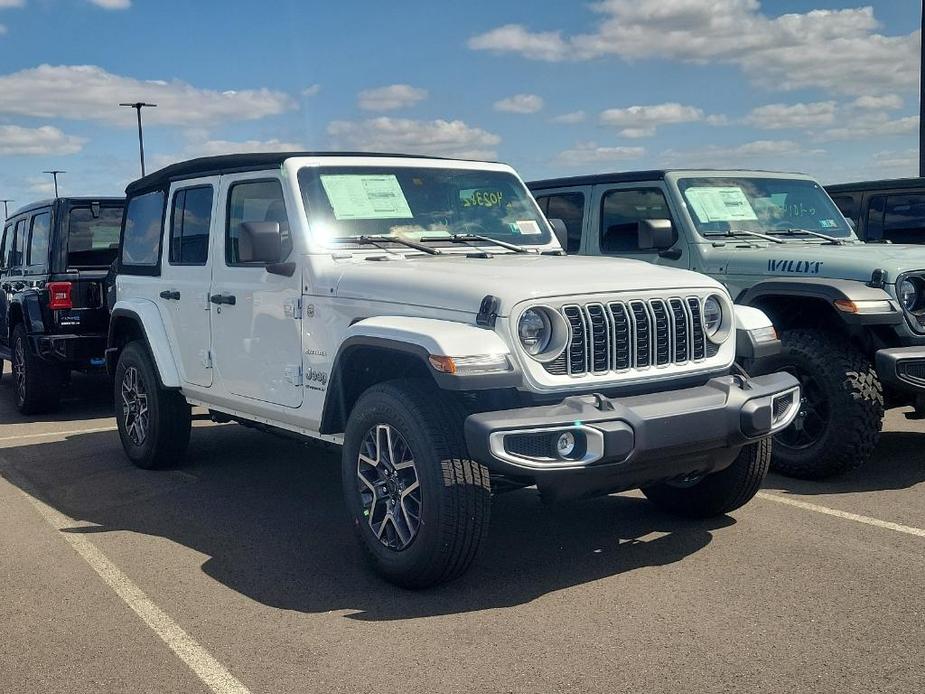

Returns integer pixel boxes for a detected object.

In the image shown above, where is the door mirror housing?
[637,219,675,251]
[239,221,283,264]
[548,218,568,251]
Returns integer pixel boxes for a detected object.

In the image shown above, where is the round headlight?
[518,308,552,355]
[900,278,919,311]
[703,296,724,338]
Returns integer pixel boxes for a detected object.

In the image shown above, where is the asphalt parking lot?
[1,368,923,694]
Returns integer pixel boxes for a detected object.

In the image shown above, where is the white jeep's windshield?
[677,177,853,239]
[299,166,551,246]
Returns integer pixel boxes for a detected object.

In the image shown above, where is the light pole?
[0,199,12,222]
[43,171,65,198]
[120,102,157,176]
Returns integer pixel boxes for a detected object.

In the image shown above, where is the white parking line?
[11,477,252,694]
[757,492,925,538]
[0,425,118,442]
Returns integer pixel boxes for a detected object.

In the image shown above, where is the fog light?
[556,431,576,458]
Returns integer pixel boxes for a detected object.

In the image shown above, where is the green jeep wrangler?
[530,170,925,479]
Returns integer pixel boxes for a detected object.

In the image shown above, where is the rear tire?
[761,329,882,479]
[114,341,191,470]
[342,379,491,588]
[642,439,771,518]
[11,324,63,414]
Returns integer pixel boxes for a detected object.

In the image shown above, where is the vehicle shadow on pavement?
[765,430,925,496]
[0,370,114,424]
[0,422,733,621]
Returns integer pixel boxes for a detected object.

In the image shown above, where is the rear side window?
[226,180,291,266]
[879,194,925,244]
[170,186,213,265]
[545,193,585,253]
[121,191,165,273]
[68,205,124,268]
[27,211,51,272]
[600,188,673,254]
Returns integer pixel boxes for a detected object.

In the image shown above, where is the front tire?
[761,329,882,479]
[642,439,771,518]
[114,341,191,470]
[11,324,63,414]
[342,379,491,588]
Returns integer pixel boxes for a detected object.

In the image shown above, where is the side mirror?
[239,221,283,263]
[548,218,568,251]
[637,219,675,250]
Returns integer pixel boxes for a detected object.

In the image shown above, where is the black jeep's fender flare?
[736,278,902,327]
[9,290,46,337]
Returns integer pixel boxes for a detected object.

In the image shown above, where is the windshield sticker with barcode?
[684,186,759,223]
[515,220,541,235]
[819,219,837,229]
[320,174,413,220]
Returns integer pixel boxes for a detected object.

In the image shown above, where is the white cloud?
[815,114,918,142]
[494,93,544,114]
[149,138,305,171]
[327,117,501,160]
[88,0,131,8]
[469,2,919,96]
[0,64,296,126]
[852,94,903,110]
[661,139,824,169]
[302,84,321,97]
[0,125,86,155]
[550,110,586,124]
[357,84,428,111]
[870,149,917,177]
[599,103,704,137]
[745,101,837,129]
[556,141,645,166]
[0,25,6,35]
[0,1,25,7]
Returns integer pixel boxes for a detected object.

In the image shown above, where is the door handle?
[209,293,236,306]
[159,290,181,301]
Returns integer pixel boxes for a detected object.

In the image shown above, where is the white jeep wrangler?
[107,153,800,587]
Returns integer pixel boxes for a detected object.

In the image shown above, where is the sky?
[0,0,921,213]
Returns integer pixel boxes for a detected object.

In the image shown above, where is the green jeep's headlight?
[900,278,922,312]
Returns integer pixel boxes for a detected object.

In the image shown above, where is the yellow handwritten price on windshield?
[462,191,504,208]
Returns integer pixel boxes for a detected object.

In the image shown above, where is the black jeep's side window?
[830,194,860,227]
[226,180,291,266]
[877,194,925,244]
[0,224,10,269]
[170,186,213,265]
[121,191,166,272]
[546,193,585,253]
[600,188,673,254]
[27,211,51,272]
[12,219,27,270]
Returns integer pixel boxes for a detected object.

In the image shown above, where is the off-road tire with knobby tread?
[342,379,491,588]
[762,328,882,479]
[642,439,771,518]
[114,341,191,470]
[11,324,63,414]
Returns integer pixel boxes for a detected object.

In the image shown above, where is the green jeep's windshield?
[299,166,551,246]
[677,177,853,239]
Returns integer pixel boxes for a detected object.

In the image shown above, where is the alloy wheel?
[774,367,829,451]
[121,366,150,446]
[12,337,25,406]
[356,424,422,551]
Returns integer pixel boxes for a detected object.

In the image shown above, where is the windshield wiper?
[707,229,785,244]
[769,228,845,245]
[332,234,442,255]
[419,233,533,254]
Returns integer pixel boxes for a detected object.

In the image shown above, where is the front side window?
[121,191,165,270]
[876,193,925,244]
[69,204,124,267]
[600,188,673,254]
[299,166,551,247]
[170,186,213,265]
[677,177,852,239]
[829,194,860,226]
[27,211,51,272]
[12,219,27,269]
[226,180,291,265]
[546,193,585,253]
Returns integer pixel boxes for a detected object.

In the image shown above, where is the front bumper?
[29,333,107,367]
[875,347,925,394]
[464,372,800,501]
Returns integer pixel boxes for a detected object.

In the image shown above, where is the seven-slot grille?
[544,297,709,377]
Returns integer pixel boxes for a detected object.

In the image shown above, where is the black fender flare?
[10,290,46,335]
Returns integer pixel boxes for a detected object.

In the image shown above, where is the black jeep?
[0,197,125,413]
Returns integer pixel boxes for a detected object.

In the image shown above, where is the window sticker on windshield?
[516,220,541,235]
[684,186,759,223]
[320,174,413,220]
[819,219,837,229]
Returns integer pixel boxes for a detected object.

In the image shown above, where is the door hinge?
[284,298,303,320]
[284,365,303,386]
[200,349,213,369]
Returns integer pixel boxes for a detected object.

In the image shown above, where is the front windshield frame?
[674,175,854,240]
[297,164,554,249]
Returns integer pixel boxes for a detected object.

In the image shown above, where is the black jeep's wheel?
[761,329,882,479]
[11,324,63,414]
[642,439,771,518]
[114,341,191,470]
[342,379,491,588]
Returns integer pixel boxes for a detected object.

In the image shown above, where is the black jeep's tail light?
[47,281,73,310]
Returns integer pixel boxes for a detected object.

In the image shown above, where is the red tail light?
[47,281,73,310]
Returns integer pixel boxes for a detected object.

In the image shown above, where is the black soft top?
[8,196,123,219]
[826,177,925,194]
[125,151,485,196]
[528,168,808,191]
